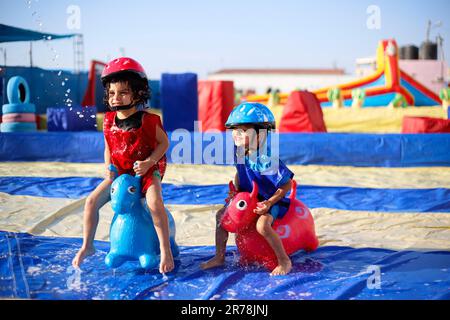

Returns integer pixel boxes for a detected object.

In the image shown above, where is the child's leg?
[200,206,229,270]
[256,214,292,276]
[145,174,174,274]
[72,179,111,267]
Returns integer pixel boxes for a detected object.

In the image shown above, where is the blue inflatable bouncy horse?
[105,165,179,270]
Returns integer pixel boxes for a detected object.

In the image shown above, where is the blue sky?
[0,0,449,79]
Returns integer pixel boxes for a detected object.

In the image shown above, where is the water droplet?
[46,36,52,40]
[61,82,65,86]
[58,71,62,76]
[79,114,84,118]
[90,115,96,118]
[66,89,71,93]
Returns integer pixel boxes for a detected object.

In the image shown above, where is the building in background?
[207,68,355,95]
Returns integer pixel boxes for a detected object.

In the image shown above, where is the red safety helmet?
[101,57,148,85]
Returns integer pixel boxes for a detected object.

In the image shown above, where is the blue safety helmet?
[225,102,276,129]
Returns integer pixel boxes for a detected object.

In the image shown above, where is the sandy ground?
[1,163,450,251]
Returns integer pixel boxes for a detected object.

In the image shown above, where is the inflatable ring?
[2,113,36,123]
[7,76,31,104]
[1,122,37,132]
[2,103,36,115]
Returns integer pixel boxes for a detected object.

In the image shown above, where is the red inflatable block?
[198,80,235,132]
[402,116,450,133]
[279,91,327,132]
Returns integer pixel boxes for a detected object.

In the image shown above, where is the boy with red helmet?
[72,57,174,274]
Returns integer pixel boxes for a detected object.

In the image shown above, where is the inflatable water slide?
[247,39,442,107]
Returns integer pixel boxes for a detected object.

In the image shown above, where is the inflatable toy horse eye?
[220,180,319,271]
[105,165,179,270]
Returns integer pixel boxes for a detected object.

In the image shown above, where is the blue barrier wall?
[0,66,89,115]
[1,132,449,167]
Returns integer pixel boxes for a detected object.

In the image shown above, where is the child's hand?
[133,160,153,176]
[105,166,115,181]
[254,200,272,215]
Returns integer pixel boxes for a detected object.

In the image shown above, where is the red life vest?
[103,111,167,194]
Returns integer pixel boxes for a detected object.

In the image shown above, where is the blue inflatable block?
[161,73,198,131]
[0,122,36,132]
[106,166,179,270]
[47,106,97,132]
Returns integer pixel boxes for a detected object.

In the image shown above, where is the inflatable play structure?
[1,76,37,132]
[246,39,443,107]
[278,90,327,132]
[221,180,319,271]
[198,80,235,132]
[105,164,179,269]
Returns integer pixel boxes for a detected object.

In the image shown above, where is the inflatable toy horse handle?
[289,179,297,200]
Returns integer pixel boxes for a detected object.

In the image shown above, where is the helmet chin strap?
[109,103,135,111]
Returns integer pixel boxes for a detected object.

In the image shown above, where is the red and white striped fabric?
[2,113,36,123]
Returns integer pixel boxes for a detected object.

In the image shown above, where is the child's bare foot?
[270,259,292,276]
[72,246,95,268]
[200,256,225,270]
[159,250,174,274]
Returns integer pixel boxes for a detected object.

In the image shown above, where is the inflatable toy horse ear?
[105,164,179,270]
[221,179,319,271]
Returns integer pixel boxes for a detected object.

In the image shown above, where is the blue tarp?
[161,73,198,132]
[0,24,77,43]
[0,231,449,300]
[1,132,450,167]
[1,177,449,213]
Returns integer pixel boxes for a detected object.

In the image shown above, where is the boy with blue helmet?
[201,102,294,276]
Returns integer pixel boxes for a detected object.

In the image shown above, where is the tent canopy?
[0,24,77,43]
